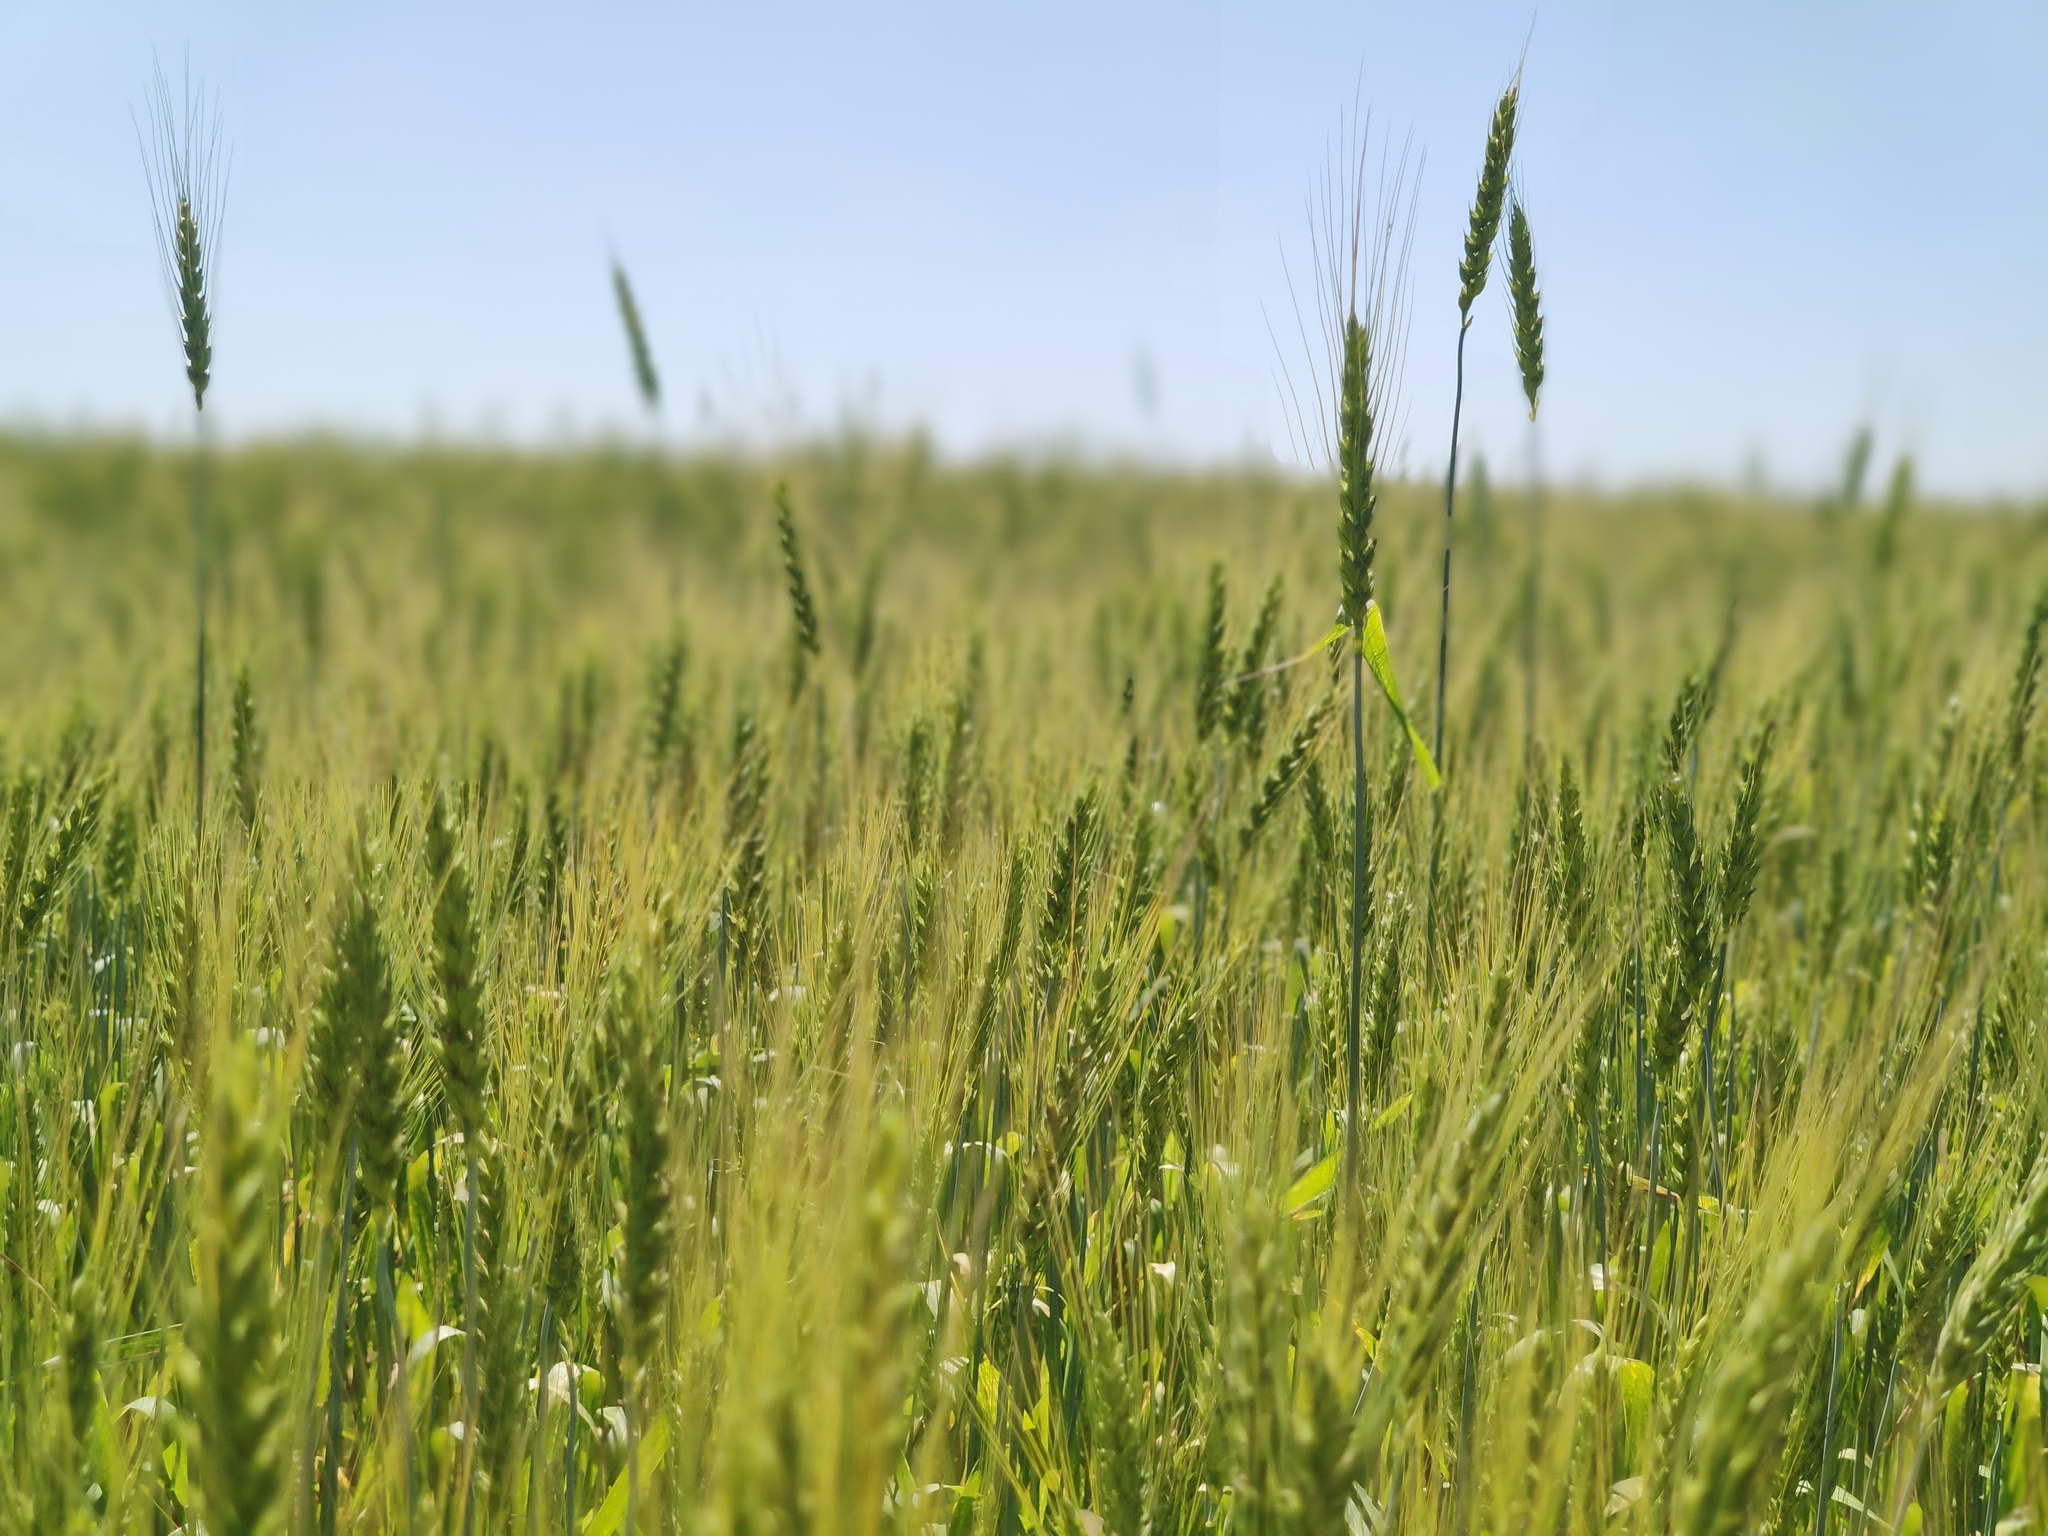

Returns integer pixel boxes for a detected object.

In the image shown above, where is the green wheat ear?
[142,65,225,412]
[1505,197,1545,419]
[1336,315,1377,628]
[1457,83,1519,317]
[612,260,661,412]
[775,482,823,699]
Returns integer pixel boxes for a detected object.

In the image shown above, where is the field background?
[5,436,2048,1536]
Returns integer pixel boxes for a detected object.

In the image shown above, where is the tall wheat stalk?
[1434,81,1518,767]
[1281,116,1420,1206]
[141,63,225,855]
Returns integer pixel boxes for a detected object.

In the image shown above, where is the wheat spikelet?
[1928,1148,2048,1402]
[1718,719,1775,931]
[1240,692,1335,852]
[322,838,402,1209]
[1458,84,1520,317]
[1037,788,1098,999]
[775,482,823,699]
[1675,1219,1839,1536]
[1504,196,1545,419]
[1227,572,1286,756]
[1337,317,1379,630]
[100,791,138,906]
[426,787,487,1142]
[1351,1089,1510,1467]
[2006,592,2048,774]
[14,770,105,953]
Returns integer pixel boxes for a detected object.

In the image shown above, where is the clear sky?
[2,3,2042,496]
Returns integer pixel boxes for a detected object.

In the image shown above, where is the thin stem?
[1436,318,1471,769]
[1524,423,1543,750]
[192,418,209,857]
[376,1222,415,1535]
[528,1302,555,1536]
[322,1141,357,1536]
[460,1144,479,1536]
[1345,645,1366,1201]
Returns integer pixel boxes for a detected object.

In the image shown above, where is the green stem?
[461,1144,479,1536]
[1436,317,1471,769]
[1345,645,1366,1202]
[322,1142,356,1536]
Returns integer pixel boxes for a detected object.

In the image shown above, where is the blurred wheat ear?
[613,260,662,413]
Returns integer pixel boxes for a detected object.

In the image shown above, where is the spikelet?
[1652,686,1717,1077]
[101,792,138,906]
[0,767,36,923]
[1674,1219,1839,1536]
[644,631,688,793]
[1548,756,1593,956]
[185,1035,286,1536]
[612,260,661,411]
[1505,197,1545,419]
[775,482,823,699]
[1351,1089,1510,1466]
[1226,572,1286,757]
[1897,1163,1983,1376]
[1457,84,1519,318]
[1240,693,1335,851]
[2006,592,2048,776]
[1081,1308,1151,1536]
[1337,316,1378,629]
[973,846,1029,1067]
[426,787,487,1143]
[230,664,259,831]
[609,962,672,1382]
[321,839,403,1209]
[1195,562,1229,742]
[1037,788,1098,997]
[15,770,106,952]
[1927,1148,2048,1402]
[1718,719,1776,931]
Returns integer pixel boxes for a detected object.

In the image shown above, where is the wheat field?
[1,430,2046,1536]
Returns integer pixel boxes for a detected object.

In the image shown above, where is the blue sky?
[2,3,2042,495]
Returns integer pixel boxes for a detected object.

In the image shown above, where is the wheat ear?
[612,260,662,412]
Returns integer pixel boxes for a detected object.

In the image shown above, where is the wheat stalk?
[141,63,226,855]
[1435,79,1520,768]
